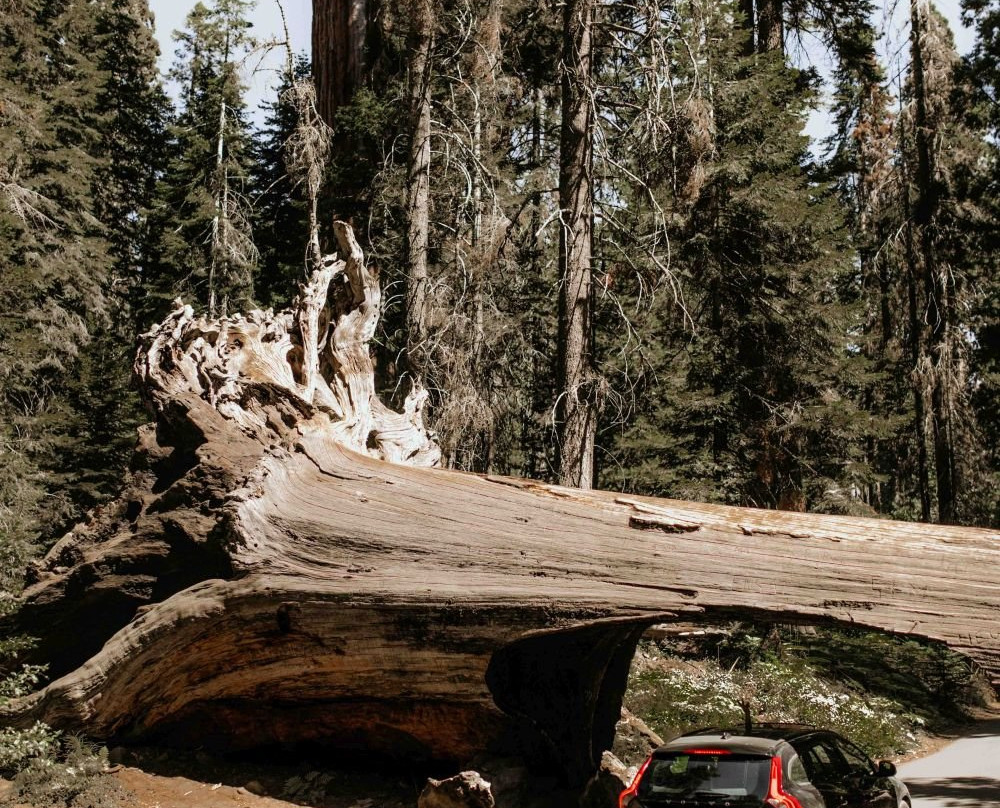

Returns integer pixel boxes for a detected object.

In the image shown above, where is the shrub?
[0,660,60,779]
[625,643,918,758]
[784,627,991,725]
[3,737,130,808]
[0,721,61,776]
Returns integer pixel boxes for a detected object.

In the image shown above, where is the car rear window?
[638,752,771,801]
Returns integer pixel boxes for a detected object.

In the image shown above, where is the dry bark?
[404,0,435,382]
[556,0,597,489]
[2,224,999,792]
[312,0,368,125]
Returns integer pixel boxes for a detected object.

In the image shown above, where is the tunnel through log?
[487,620,649,786]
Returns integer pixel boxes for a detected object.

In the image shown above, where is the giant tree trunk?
[909,0,960,524]
[312,0,368,126]
[3,224,999,796]
[404,0,435,382]
[556,0,597,489]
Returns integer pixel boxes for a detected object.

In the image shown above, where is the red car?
[619,724,910,808]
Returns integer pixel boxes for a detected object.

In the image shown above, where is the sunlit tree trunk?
[556,0,596,489]
[908,0,958,522]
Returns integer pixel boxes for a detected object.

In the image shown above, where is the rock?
[244,780,265,795]
[468,757,530,807]
[580,751,631,808]
[418,771,495,808]
[613,707,664,766]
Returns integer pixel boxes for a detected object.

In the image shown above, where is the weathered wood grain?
[3,225,998,791]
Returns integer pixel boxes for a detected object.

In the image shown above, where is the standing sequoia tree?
[312,0,369,124]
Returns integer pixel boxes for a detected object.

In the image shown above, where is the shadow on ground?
[905,777,1000,807]
[112,746,422,808]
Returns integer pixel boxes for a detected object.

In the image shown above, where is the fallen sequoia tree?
[3,223,999,794]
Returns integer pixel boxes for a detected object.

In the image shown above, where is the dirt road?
[897,718,1000,807]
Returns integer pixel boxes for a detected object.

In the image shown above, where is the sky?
[148,0,977,137]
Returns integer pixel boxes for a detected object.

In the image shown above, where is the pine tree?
[70,0,171,505]
[604,0,862,512]
[0,0,108,543]
[0,0,166,550]
[252,54,313,308]
[143,0,258,324]
[963,0,1000,524]
[895,1,992,523]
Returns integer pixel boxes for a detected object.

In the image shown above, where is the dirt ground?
[105,747,423,808]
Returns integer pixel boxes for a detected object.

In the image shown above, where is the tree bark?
[756,0,783,54]
[909,0,958,523]
[2,225,999,795]
[556,0,597,489]
[312,0,368,126]
[405,0,435,382]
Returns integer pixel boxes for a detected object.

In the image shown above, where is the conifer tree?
[0,0,166,545]
[963,0,1000,524]
[72,0,171,503]
[252,54,313,308]
[144,0,258,323]
[604,0,861,511]
[0,0,108,542]
[897,1,991,523]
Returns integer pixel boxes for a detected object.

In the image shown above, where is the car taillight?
[764,755,804,808]
[683,748,733,755]
[618,755,652,808]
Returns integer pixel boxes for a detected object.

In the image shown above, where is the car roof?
[655,724,831,756]
[657,733,785,755]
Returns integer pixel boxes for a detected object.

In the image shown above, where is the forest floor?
[102,745,423,808]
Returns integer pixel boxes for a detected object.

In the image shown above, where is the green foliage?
[962,0,1000,524]
[783,627,991,723]
[0,631,120,807]
[600,0,865,511]
[0,0,165,549]
[0,664,47,701]
[0,722,62,779]
[0,636,59,787]
[626,640,918,759]
[142,0,258,325]
[251,54,309,308]
[626,621,991,766]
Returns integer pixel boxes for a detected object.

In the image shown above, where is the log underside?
[4,226,999,790]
